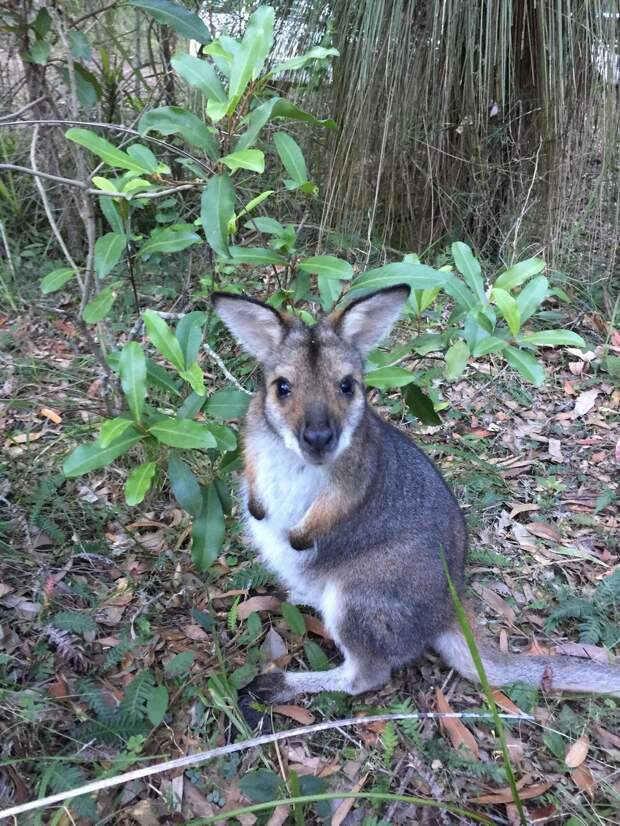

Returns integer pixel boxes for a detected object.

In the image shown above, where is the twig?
[0,96,47,121]
[203,342,252,395]
[30,126,83,289]
[0,710,533,818]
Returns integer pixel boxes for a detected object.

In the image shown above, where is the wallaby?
[213,286,620,703]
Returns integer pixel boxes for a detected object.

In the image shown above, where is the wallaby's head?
[213,285,410,464]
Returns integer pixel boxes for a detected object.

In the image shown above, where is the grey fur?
[213,288,620,702]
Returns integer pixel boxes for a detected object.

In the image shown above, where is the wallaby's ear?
[212,293,286,361]
[333,285,411,354]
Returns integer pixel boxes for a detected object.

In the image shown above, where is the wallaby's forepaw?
[288,528,313,551]
[247,670,289,703]
[248,496,266,520]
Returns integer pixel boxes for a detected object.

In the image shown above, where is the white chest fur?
[244,430,327,608]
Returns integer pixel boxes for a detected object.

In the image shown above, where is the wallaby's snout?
[300,405,339,461]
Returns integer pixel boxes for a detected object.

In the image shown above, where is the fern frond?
[381,721,398,765]
[117,669,155,722]
[228,562,274,590]
[50,611,97,636]
[44,627,88,671]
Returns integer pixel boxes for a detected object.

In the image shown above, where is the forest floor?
[0,303,618,825]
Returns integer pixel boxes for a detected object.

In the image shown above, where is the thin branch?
[0,163,88,188]
[0,710,533,819]
[0,96,47,121]
[203,342,252,395]
[30,126,82,286]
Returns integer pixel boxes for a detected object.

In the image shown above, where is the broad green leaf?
[204,423,237,452]
[95,232,126,279]
[201,174,235,258]
[494,258,545,291]
[517,330,586,348]
[65,63,101,107]
[68,31,91,60]
[491,287,521,335]
[63,427,142,477]
[516,275,550,323]
[444,340,470,380]
[220,149,265,173]
[32,8,52,38]
[171,54,226,101]
[92,177,119,193]
[204,389,250,420]
[30,42,51,65]
[146,684,169,726]
[143,310,185,372]
[99,417,134,448]
[273,132,307,185]
[236,97,335,152]
[125,461,157,506]
[66,128,151,173]
[271,46,339,74]
[404,384,441,425]
[229,246,286,265]
[166,650,195,676]
[192,483,225,570]
[452,242,486,305]
[126,143,160,173]
[503,346,545,386]
[168,454,202,516]
[119,341,146,422]
[130,0,211,43]
[442,272,478,310]
[122,178,153,196]
[348,262,444,298]
[299,255,353,280]
[206,98,229,123]
[148,417,217,450]
[138,107,218,159]
[41,267,77,294]
[176,311,206,368]
[99,196,124,234]
[365,366,416,389]
[304,640,329,671]
[317,274,342,311]
[244,216,283,234]
[230,662,258,689]
[239,770,282,804]
[139,227,201,257]
[178,391,206,419]
[146,359,182,396]
[281,602,306,636]
[238,190,274,216]
[179,362,205,396]
[82,285,117,323]
[471,336,508,356]
[227,6,274,114]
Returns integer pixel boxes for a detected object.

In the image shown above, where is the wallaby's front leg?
[288,489,346,550]
[244,452,266,520]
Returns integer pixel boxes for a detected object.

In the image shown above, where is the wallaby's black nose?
[302,423,334,452]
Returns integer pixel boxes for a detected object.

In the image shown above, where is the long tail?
[433,627,620,697]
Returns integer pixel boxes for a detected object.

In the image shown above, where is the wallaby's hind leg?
[248,649,390,703]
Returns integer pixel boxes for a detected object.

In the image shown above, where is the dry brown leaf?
[261,628,288,662]
[128,799,160,826]
[331,772,368,826]
[491,690,525,716]
[40,407,62,424]
[182,623,210,642]
[548,438,564,462]
[593,723,620,750]
[183,779,218,818]
[435,688,479,758]
[303,613,331,639]
[266,805,291,826]
[570,765,596,797]
[48,675,70,701]
[11,431,44,444]
[524,521,562,543]
[572,388,599,418]
[470,781,552,804]
[272,704,315,725]
[565,736,589,768]
[508,502,540,519]
[474,584,515,624]
[237,595,281,620]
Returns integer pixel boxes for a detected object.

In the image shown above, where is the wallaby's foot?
[248,656,391,703]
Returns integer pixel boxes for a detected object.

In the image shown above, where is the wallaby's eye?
[340,376,354,396]
[275,377,291,398]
